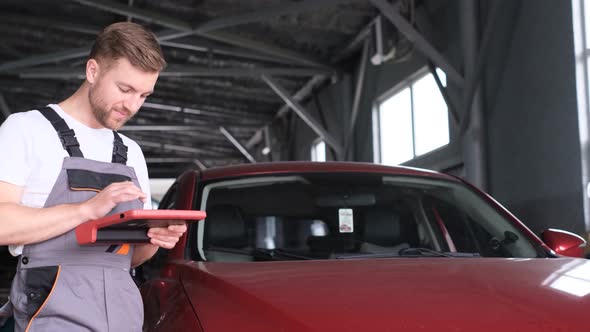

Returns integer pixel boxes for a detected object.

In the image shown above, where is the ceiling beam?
[73,0,346,34]
[129,129,231,143]
[71,0,333,69]
[245,75,327,149]
[72,0,192,31]
[247,5,383,150]
[144,158,209,171]
[126,0,134,22]
[158,40,297,65]
[330,16,378,64]
[11,66,332,79]
[262,74,342,156]
[0,47,91,72]
[330,2,401,64]
[0,28,187,72]
[141,102,182,112]
[245,129,264,150]
[219,126,257,163]
[136,140,231,157]
[369,0,464,86]
[197,31,330,69]
[344,38,369,159]
[1,0,339,71]
[162,66,332,78]
[459,0,503,135]
[276,75,327,118]
[0,14,102,35]
[194,0,347,34]
[141,102,269,122]
[428,62,459,125]
[0,14,298,67]
[193,158,208,170]
[121,125,211,131]
[246,2,386,149]
[135,136,236,151]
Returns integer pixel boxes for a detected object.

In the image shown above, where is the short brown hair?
[89,22,166,72]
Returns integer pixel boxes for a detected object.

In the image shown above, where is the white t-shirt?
[0,104,151,256]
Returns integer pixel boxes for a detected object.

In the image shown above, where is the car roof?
[198,161,460,182]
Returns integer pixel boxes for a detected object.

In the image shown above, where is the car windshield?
[194,172,543,262]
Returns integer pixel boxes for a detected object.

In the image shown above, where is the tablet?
[76,209,206,245]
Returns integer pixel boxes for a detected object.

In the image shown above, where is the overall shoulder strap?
[112,131,128,165]
[39,106,84,158]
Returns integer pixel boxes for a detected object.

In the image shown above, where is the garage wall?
[484,0,584,235]
[286,0,586,236]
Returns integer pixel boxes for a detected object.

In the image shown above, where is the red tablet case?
[76,209,206,245]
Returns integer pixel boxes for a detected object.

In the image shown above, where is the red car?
[139,162,589,332]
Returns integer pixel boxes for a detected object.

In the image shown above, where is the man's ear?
[86,59,99,84]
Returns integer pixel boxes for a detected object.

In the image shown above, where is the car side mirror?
[541,228,587,258]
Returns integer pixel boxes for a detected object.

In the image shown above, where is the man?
[0,22,186,331]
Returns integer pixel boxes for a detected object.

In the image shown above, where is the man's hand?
[147,223,187,249]
[132,224,187,267]
[80,181,147,220]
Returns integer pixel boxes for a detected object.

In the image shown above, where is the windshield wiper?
[335,247,480,259]
[252,248,314,260]
[206,246,313,260]
[398,247,480,257]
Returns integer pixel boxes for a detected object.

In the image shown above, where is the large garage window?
[374,69,449,165]
[572,0,590,230]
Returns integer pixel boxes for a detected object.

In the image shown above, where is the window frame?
[572,0,590,231]
[373,67,450,165]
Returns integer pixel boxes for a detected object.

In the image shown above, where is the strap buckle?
[113,143,128,158]
[58,129,80,148]
[112,138,128,164]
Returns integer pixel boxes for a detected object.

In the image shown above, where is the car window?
[194,173,541,262]
[158,183,178,210]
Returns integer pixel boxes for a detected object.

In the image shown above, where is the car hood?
[180,257,590,332]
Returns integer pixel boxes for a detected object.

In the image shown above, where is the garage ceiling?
[0,0,386,177]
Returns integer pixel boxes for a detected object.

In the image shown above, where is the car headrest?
[204,205,248,248]
[363,205,413,247]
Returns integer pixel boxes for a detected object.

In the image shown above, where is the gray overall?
[5,107,144,331]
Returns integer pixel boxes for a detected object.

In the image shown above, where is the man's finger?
[148,228,184,238]
[150,238,176,249]
[107,182,146,196]
[168,224,187,232]
[148,231,178,241]
[150,234,179,244]
[150,224,186,233]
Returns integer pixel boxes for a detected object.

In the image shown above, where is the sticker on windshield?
[339,209,354,233]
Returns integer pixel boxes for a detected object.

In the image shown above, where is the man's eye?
[119,87,130,93]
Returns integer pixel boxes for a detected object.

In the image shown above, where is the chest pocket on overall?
[67,169,131,192]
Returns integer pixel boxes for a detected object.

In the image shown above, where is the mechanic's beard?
[88,87,132,130]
